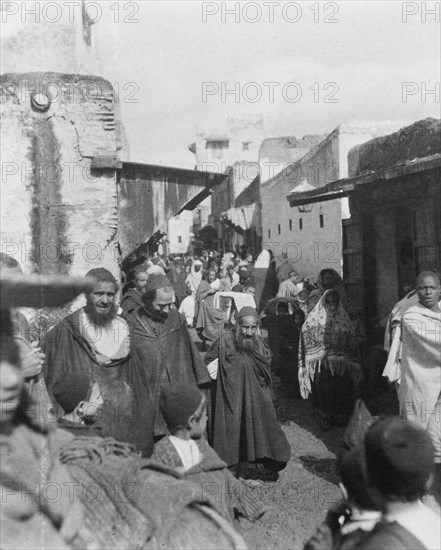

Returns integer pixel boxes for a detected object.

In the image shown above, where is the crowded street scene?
[1,1,440,549]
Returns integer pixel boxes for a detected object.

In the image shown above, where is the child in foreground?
[152,385,266,524]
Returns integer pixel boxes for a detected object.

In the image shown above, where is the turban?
[236,306,258,320]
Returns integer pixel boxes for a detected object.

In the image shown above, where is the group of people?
[1,247,440,549]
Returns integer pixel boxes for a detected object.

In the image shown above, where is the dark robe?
[43,309,154,456]
[204,330,291,467]
[120,287,143,317]
[126,308,211,435]
[166,266,187,306]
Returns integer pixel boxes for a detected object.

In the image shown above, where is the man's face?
[145,287,174,322]
[245,287,255,296]
[135,272,148,293]
[85,281,117,326]
[236,316,259,351]
[227,266,234,276]
[0,360,23,424]
[194,264,202,273]
[207,270,216,283]
[417,275,441,309]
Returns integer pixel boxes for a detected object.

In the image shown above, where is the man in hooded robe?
[120,266,148,317]
[126,274,210,438]
[204,306,291,477]
[43,268,154,456]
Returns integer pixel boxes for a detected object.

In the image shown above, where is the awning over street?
[287,154,441,207]
[221,203,260,232]
[92,157,226,261]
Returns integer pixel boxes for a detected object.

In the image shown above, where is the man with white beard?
[204,306,291,480]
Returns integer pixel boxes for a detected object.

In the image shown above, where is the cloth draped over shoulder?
[298,290,362,399]
[43,309,154,456]
[126,308,210,436]
[152,436,266,523]
[393,303,441,430]
[57,435,247,549]
[195,282,227,343]
[204,329,291,466]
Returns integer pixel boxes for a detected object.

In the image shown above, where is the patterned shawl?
[298,290,362,399]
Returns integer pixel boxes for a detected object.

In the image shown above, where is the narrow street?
[190,327,399,549]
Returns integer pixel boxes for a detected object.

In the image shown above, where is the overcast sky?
[3,0,440,168]
[101,1,439,167]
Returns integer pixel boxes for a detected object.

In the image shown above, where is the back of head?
[365,416,435,501]
[160,385,203,434]
[142,274,173,304]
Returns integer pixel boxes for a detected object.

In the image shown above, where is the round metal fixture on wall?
[30,92,51,113]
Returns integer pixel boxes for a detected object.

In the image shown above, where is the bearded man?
[204,306,291,478]
[43,268,154,455]
[120,266,148,317]
[126,274,210,437]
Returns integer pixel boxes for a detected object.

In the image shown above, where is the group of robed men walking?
[43,268,290,472]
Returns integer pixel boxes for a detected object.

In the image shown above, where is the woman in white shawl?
[298,289,362,428]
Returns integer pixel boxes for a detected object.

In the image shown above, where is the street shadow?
[298,455,340,486]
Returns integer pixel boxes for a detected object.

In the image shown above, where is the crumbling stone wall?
[1,72,120,279]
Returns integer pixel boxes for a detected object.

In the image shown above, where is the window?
[177,236,182,243]
[289,219,292,231]
[299,219,303,230]
[319,214,324,228]
[205,140,229,149]
[278,224,281,235]
[268,229,271,238]
[242,142,250,150]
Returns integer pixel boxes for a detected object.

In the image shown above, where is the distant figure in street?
[265,297,305,396]
[166,256,187,307]
[127,274,210,439]
[276,251,296,284]
[307,269,352,314]
[383,271,441,490]
[195,279,227,348]
[299,289,362,428]
[186,259,203,295]
[120,266,148,317]
[219,262,240,291]
[276,269,302,298]
[205,306,291,480]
